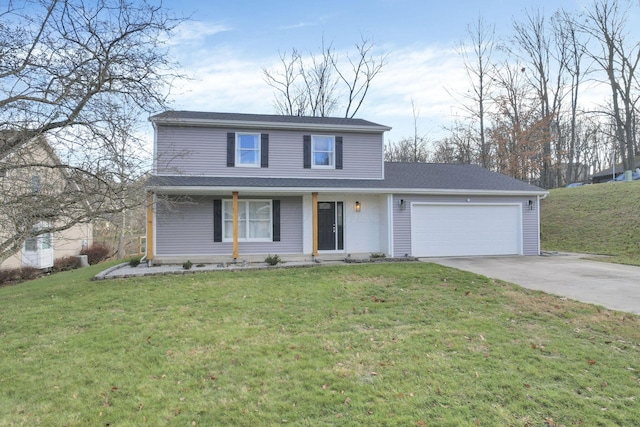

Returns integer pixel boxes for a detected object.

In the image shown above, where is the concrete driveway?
[426,253,640,315]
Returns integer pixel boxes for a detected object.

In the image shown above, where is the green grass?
[2,263,640,426]
[541,180,640,265]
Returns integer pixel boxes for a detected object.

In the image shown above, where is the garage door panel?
[411,204,521,257]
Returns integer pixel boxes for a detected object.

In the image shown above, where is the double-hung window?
[223,200,272,242]
[236,133,260,167]
[312,136,335,168]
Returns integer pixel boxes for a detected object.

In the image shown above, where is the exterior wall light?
[528,199,534,210]
[355,201,361,212]
[399,199,405,208]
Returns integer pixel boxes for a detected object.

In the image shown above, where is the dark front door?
[317,201,344,251]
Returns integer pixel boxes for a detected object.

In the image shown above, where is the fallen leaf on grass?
[588,359,597,365]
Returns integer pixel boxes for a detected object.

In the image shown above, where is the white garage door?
[411,203,522,257]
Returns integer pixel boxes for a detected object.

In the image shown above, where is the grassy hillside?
[1,262,639,425]
[541,180,640,265]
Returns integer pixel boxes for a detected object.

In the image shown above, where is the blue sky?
[162,0,587,142]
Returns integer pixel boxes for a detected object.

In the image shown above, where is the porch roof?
[148,163,547,196]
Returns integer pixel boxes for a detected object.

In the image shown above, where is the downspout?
[537,192,548,256]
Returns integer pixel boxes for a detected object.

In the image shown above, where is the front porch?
[146,191,392,266]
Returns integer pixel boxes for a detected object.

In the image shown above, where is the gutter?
[149,117,391,133]
[147,185,549,198]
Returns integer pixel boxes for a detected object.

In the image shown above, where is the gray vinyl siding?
[155,125,384,179]
[392,194,540,256]
[156,195,303,256]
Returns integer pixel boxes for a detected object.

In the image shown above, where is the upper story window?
[236,133,260,167]
[227,132,269,168]
[312,136,335,168]
[303,135,343,170]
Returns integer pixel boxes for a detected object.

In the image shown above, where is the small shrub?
[264,254,281,266]
[53,256,81,273]
[19,267,42,281]
[370,252,387,259]
[182,260,193,270]
[80,243,111,265]
[0,268,21,286]
[129,257,142,267]
[0,267,43,286]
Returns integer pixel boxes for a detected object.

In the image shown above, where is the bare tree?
[511,8,569,188]
[263,36,387,118]
[458,16,496,169]
[433,122,476,164]
[0,0,183,265]
[578,0,640,179]
[385,100,430,162]
[490,60,545,183]
[553,10,588,185]
[262,49,307,116]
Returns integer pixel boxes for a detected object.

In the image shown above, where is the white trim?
[149,185,549,197]
[235,132,261,168]
[311,135,335,169]
[386,194,394,257]
[537,195,542,255]
[152,192,157,259]
[150,117,391,133]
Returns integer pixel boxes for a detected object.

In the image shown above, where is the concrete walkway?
[426,253,640,315]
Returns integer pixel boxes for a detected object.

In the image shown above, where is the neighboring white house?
[0,134,93,270]
[145,111,548,264]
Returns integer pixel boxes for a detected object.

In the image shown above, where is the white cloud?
[279,22,316,30]
[168,21,232,47]
[167,41,475,141]
[171,50,274,113]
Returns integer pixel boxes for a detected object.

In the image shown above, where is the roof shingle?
[148,162,546,194]
[149,111,391,131]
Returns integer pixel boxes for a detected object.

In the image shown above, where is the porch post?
[312,192,318,257]
[232,191,239,259]
[145,192,154,261]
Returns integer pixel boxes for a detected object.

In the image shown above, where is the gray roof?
[591,156,640,179]
[149,111,391,132]
[148,162,546,194]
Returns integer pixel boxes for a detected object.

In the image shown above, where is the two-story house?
[145,111,547,264]
[0,134,93,271]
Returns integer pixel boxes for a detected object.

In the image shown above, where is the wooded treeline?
[386,0,640,188]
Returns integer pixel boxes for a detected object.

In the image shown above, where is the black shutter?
[261,133,269,168]
[272,200,280,242]
[303,135,311,169]
[227,133,235,167]
[335,136,343,170]
[213,199,222,242]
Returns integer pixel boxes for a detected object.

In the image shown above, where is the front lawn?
[1,263,639,426]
